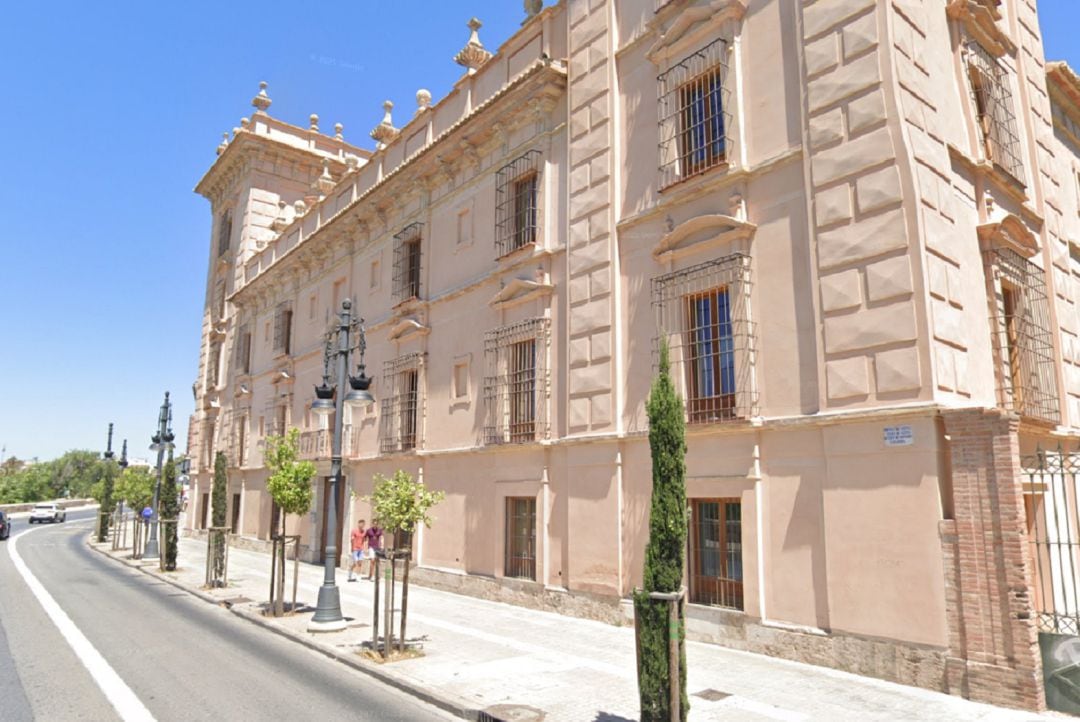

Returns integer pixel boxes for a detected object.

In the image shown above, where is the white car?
[29,503,66,524]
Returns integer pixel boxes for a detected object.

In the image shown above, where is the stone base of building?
[185,529,318,564]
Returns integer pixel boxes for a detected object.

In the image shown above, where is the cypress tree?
[635,342,689,721]
[97,461,116,543]
[211,452,228,585]
[160,452,180,571]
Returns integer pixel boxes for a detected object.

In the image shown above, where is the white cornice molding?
[488,277,555,310]
[653,213,756,262]
[646,0,746,65]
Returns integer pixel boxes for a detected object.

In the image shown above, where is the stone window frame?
[271,302,293,357]
[378,352,424,454]
[392,223,424,304]
[652,254,757,424]
[482,318,551,445]
[217,208,233,258]
[234,323,252,375]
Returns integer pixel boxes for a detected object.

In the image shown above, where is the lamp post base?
[143,538,160,560]
[308,583,345,632]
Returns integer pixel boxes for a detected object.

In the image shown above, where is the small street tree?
[116,466,155,512]
[264,428,316,615]
[210,451,228,586]
[160,452,181,571]
[96,458,118,543]
[368,470,444,654]
[635,343,689,721]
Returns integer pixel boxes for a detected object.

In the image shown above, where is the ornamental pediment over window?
[653,213,756,263]
[387,317,431,343]
[946,0,1015,57]
[488,276,554,310]
[977,214,1040,258]
[647,0,746,65]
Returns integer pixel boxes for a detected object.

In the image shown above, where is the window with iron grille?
[689,498,743,610]
[505,496,536,581]
[213,280,227,321]
[484,318,550,445]
[495,150,541,257]
[653,255,756,423]
[984,246,1060,423]
[235,415,247,467]
[207,340,223,389]
[379,353,422,453]
[272,303,292,356]
[217,209,232,258]
[965,42,1024,180]
[235,325,252,375]
[392,223,423,303]
[658,39,730,189]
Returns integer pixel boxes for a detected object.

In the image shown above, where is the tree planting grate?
[220,596,252,608]
[477,704,545,722]
[693,689,732,702]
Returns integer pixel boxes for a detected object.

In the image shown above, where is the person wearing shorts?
[364,523,383,581]
[348,519,367,582]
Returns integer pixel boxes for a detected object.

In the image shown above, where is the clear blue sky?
[0,1,1077,462]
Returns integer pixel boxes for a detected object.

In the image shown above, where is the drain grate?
[693,688,732,702]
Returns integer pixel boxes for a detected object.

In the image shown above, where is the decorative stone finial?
[345,154,360,172]
[217,132,229,155]
[272,200,289,231]
[240,117,250,130]
[416,89,432,115]
[334,122,344,140]
[309,114,319,132]
[252,81,272,113]
[294,199,307,216]
[317,158,336,194]
[370,100,400,149]
[524,0,543,22]
[454,18,493,75]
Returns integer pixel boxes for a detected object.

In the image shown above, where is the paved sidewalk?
[89,536,1060,722]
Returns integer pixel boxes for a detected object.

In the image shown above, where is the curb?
[86,538,480,721]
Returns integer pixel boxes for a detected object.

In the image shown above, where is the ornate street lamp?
[309,298,373,632]
[144,392,175,560]
[117,439,128,518]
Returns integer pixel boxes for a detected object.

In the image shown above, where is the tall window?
[393,223,423,302]
[484,319,549,444]
[689,499,743,610]
[235,415,247,467]
[207,341,223,389]
[984,246,1059,423]
[965,42,1023,180]
[214,280,227,321]
[505,497,536,581]
[659,39,729,188]
[235,325,252,375]
[495,150,541,256]
[217,209,232,258]
[272,303,292,356]
[653,255,755,423]
[379,354,422,453]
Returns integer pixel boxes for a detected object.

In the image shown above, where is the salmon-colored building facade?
[186,0,1080,710]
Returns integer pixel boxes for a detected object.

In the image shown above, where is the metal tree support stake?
[205,526,231,588]
[648,588,686,722]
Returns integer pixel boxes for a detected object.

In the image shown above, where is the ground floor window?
[689,498,743,610]
[505,497,537,581]
[231,493,241,534]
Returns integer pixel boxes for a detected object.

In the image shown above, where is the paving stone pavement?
[90,535,1064,722]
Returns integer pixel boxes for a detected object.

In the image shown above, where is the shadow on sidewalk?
[594,714,635,722]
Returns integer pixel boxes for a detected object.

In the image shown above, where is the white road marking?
[9,522,156,722]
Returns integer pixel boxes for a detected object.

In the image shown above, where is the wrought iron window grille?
[652,254,757,423]
[217,210,232,258]
[272,303,292,356]
[483,318,550,445]
[392,223,423,303]
[235,325,252,375]
[379,353,423,454]
[984,246,1060,424]
[1023,448,1080,636]
[658,38,731,189]
[965,41,1024,181]
[495,150,542,258]
[505,496,537,581]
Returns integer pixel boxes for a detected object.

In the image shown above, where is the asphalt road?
[0,509,453,721]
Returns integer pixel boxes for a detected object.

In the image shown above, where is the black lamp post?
[117,439,128,518]
[308,298,373,632]
[98,424,116,542]
[144,392,175,560]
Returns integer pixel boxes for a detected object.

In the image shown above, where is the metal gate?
[1024,447,1080,713]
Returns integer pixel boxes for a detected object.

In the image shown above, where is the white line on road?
[9,523,156,722]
